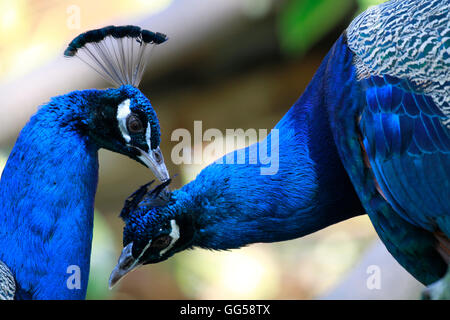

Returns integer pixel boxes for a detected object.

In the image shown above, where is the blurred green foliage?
[278,0,354,55]
[357,0,388,11]
[278,0,387,55]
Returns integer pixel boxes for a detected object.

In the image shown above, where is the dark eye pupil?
[152,236,171,250]
[131,121,140,130]
[127,115,143,133]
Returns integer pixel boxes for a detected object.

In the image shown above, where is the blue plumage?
[325,33,449,287]
[0,92,100,299]
[359,75,450,253]
[111,1,450,298]
[109,38,365,287]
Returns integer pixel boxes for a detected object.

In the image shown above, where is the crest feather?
[120,179,172,220]
[64,25,168,87]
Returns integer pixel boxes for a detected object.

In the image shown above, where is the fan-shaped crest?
[64,25,168,87]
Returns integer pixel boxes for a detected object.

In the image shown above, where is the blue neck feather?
[168,50,364,251]
[0,93,101,299]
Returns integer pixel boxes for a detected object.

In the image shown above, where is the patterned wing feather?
[347,0,450,128]
[0,260,15,300]
[360,75,450,237]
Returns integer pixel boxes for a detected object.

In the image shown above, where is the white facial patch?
[160,220,180,256]
[145,122,151,150]
[117,99,131,143]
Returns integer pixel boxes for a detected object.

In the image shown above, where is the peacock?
[0,25,171,299]
[110,0,450,299]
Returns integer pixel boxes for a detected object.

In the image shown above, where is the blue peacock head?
[65,25,170,181]
[108,180,195,288]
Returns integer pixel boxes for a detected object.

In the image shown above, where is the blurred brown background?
[0,0,423,299]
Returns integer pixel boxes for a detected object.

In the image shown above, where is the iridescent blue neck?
[169,47,363,251]
[0,98,99,299]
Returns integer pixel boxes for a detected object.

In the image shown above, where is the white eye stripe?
[117,99,131,143]
[159,220,180,256]
[117,99,152,150]
[146,122,151,149]
[128,239,152,271]
[137,240,152,262]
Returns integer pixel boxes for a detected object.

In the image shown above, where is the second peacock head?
[108,180,195,288]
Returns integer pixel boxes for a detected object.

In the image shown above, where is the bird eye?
[150,235,172,250]
[126,114,144,133]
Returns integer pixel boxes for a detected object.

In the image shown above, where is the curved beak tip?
[138,148,170,182]
[108,274,118,290]
[108,267,123,290]
[108,243,138,290]
[155,163,170,182]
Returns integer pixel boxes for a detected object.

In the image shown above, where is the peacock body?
[111,0,450,297]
